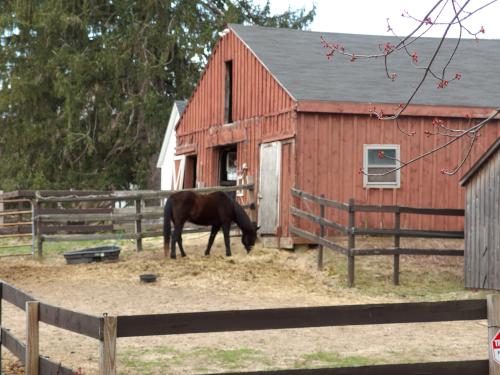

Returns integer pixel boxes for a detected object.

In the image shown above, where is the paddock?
[0,234,488,374]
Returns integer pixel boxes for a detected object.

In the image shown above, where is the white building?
[156,100,186,190]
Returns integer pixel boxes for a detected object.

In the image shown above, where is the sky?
[253,0,500,39]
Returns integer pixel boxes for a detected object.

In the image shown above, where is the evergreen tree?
[0,0,314,190]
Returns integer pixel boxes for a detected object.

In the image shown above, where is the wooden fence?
[2,280,498,374]
[32,184,256,256]
[0,199,34,256]
[290,188,465,287]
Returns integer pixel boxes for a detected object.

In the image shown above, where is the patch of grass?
[204,347,265,369]
[323,244,486,301]
[119,346,382,373]
[0,236,35,256]
[294,351,380,369]
[173,347,267,371]
[0,231,150,259]
[43,240,134,255]
[119,346,179,375]
[119,346,267,374]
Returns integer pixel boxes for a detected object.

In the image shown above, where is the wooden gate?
[0,199,34,256]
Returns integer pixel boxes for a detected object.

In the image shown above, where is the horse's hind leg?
[177,233,187,257]
[163,238,170,258]
[170,225,184,259]
[222,223,231,257]
[205,225,220,256]
[170,234,177,259]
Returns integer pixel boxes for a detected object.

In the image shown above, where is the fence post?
[134,199,143,252]
[0,191,3,228]
[99,314,117,375]
[318,194,325,270]
[31,200,36,256]
[26,301,39,375]
[488,294,500,374]
[347,198,355,287]
[34,200,43,257]
[246,176,257,222]
[393,208,401,285]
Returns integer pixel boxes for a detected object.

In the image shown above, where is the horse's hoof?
[181,253,187,257]
[170,255,176,260]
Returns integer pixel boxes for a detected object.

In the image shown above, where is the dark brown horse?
[163,191,258,259]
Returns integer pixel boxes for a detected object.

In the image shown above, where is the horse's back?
[168,190,234,226]
[168,191,196,221]
[195,192,234,225]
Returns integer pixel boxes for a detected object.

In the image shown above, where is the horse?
[163,191,258,259]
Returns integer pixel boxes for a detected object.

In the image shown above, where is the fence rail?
[26,184,255,256]
[213,360,487,375]
[290,188,465,286]
[0,282,86,374]
[1,280,496,375]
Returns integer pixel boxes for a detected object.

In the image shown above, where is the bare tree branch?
[322,0,498,176]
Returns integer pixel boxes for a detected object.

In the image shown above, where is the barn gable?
[176,28,295,138]
[157,100,186,190]
[174,27,298,190]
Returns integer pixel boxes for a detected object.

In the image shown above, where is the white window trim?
[363,144,401,189]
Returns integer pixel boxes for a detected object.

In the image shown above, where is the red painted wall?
[294,112,500,232]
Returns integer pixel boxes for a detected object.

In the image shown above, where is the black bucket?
[63,245,121,264]
[140,274,157,283]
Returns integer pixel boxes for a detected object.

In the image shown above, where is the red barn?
[173,24,500,246]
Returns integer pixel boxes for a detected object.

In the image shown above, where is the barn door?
[258,142,281,234]
[173,156,185,190]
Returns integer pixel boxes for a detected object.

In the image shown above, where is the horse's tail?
[163,197,173,257]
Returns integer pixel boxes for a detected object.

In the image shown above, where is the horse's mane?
[226,193,254,232]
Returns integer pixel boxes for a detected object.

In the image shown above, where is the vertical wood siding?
[176,31,296,234]
[296,112,500,231]
[464,149,500,289]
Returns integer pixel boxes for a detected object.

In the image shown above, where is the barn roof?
[156,100,186,168]
[460,137,500,186]
[174,100,186,116]
[229,24,500,108]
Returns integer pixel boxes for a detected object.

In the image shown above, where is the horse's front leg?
[222,223,231,257]
[170,225,184,259]
[205,225,220,256]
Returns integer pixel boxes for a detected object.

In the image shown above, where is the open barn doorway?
[183,154,197,189]
[218,145,237,199]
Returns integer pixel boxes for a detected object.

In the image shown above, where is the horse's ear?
[252,221,259,231]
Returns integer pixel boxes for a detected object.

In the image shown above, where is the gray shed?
[460,137,500,289]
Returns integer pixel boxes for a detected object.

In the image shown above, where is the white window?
[363,144,401,188]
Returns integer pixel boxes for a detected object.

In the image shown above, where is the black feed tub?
[63,245,121,264]
[140,274,157,283]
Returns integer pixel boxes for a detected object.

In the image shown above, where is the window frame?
[363,144,401,189]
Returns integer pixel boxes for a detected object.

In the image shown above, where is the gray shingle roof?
[229,24,500,108]
[175,100,187,114]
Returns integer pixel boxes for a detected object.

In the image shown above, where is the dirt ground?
[0,235,488,374]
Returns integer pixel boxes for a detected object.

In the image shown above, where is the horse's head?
[241,221,259,253]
